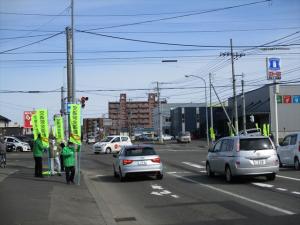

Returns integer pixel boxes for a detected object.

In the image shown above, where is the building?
[0,115,11,128]
[83,118,104,140]
[108,93,158,135]
[153,103,205,135]
[228,84,300,139]
[170,106,227,139]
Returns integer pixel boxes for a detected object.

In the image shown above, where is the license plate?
[138,161,147,166]
[253,159,266,166]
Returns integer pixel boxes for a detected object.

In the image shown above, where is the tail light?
[275,159,279,165]
[236,141,240,152]
[123,159,133,165]
[235,161,240,167]
[151,157,161,163]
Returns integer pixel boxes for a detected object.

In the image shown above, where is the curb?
[82,170,118,225]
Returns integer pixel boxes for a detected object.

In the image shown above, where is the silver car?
[206,136,279,182]
[113,145,163,181]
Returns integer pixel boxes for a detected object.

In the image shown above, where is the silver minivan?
[206,136,279,182]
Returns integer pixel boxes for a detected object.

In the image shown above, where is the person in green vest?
[61,141,76,184]
[33,134,44,178]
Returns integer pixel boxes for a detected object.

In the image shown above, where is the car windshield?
[101,136,114,142]
[125,147,156,156]
[239,138,273,150]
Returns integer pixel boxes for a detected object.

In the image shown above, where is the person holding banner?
[61,141,76,184]
[49,139,61,176]
[33,134,44,178]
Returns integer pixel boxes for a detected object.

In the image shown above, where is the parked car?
[177,131,191,143]
[113,145,163,181]
[4,136,31,152]
[238,128,262,136]
[87,136,96,144]
[93,135,132,154]
[16,135,34,149]
[277,132,300,170]
[206,135,279,182]
[6,143,16,152]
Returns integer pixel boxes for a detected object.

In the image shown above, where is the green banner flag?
[70,104,81,145]
[32,113,39,140]
[209,127,216,141]
[263,124,267,137]
[36,109,49,147]
[55,116,64,142]
[267,124,270,136]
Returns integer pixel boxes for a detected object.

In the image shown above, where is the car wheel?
[119,168,125,182]
[16,146,23,152]
[225,166,233,183]
[105,147,112,154]
[94,152,99,154]
[206,163,214,177]
[294,158,300,170]
[113,166,118,178]
[266,173,276,181]
[156,173,163,180]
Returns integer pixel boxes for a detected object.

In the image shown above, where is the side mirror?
[112,153,117,158]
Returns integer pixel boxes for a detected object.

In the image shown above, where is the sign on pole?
[69,104,81,145]
[36,109,49,148]
[266,57,281,80]
[54,116,64,142]
[31,113,39,140]
[23,111,33,128]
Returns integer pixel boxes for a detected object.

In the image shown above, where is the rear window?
[125,147,156,156]
[239,138,273,151]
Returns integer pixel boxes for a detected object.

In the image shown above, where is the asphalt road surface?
[82,141,300,225]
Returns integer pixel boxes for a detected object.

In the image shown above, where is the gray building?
[153,103,204,135]
[170,106,227,139]
[228,84,300,139]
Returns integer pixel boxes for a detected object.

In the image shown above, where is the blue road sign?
[268,58,281,71]
[293,96,300,104]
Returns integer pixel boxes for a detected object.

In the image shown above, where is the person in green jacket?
[61,141,76,184]
[33,134,44,178]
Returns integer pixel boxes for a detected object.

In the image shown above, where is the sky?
[0,0,299,125]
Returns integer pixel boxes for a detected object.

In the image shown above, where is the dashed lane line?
[182,162,205,169]
[277,175,300,182]
[169,173,295,215]
[292,191,300,195]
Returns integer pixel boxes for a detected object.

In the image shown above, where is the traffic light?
[80,96,88,108]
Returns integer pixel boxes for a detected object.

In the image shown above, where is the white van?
[93,135,132,154]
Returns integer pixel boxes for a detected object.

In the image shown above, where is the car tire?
[225,166,233,183]
[266,173,276,181]
[156,173,163,180]
[94,152,99,154]
[16,146,23,152]
[119,168,125,182]
[294,158,300,170]
[105,147,112,154]
[206,163,214,177]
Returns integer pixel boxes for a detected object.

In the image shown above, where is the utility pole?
[209,73,214,136]
[230,39,239,135]
[241,73,246,133]
[220,40,245,135]
[156,82,163,143]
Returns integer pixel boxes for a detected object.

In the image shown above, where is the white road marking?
[151,185,163,190]
[171,195,179,199]
[167,171,191,174]
[167,150,198,152]
[276,188,287,191]
[252,183,274,188]
[169,173,295,215]
[292,191,300,195]
[182,162,205,169]
[277,175,300,182]
[199,170,207,173]
[151,192,163,196]
[160,190,171,195]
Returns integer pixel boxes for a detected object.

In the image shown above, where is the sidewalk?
[0,164,107,225]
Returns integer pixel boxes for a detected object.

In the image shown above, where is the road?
[82,141,300,225]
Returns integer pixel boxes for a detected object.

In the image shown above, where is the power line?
[81,0,271,31]
[0,31,64,54]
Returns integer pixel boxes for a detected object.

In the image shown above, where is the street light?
[185,75,209,147]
